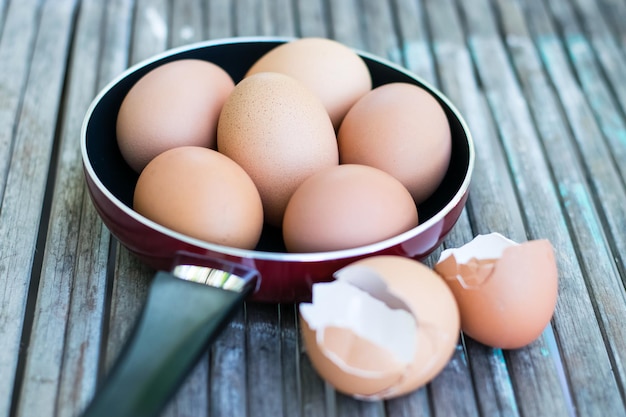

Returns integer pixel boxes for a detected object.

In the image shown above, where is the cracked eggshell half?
[434,233,558,349]
[299,256,460,400]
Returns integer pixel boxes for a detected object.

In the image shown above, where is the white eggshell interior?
[438,232,519,264]
[300,279,417,365]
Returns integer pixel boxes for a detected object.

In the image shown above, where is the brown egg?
[117,59,235,172]
[300,256,460,400]
[337,82,452,204]
[217,72,338,227]
[245,37,372,129]
[133,146,263,249]
[282,164,418,253]
[434,233,559,349]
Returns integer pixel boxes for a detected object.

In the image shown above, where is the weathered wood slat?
[162,358,209,417]
[326,0,365,51]
[245,303,285,416]
[295,0,328,38]
[359,0,397,61]
[106,249,152,372]
[0,0,39,208]
[541,0,626,274]
[132,0,169,64]
[391,0,436,85]
[206,0,234,39]
[500,0,626,408]
[0,1,77,416]
[2,0,626,416]
[391,1,478,414]
[569,0,626,122]
[209,309,247,417]
[15,1,105,417]
[0,1,8,35]
[98,0,134,88]
[595,0,626,51]
[49,1,134,416]
[172,0,205,46]
[425,0,538,413]
[281,304,307,417]
[457,0,625,415]
[233,0,295,37]
[430,217,479,417]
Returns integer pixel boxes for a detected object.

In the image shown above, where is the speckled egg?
[217,72,338,227]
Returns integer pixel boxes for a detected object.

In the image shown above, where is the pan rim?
[80,35,475,263]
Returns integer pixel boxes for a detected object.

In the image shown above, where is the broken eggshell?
[434,233,558,349]
[299,255,460,400]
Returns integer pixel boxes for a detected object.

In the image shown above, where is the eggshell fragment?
[300,256,460,400]
[434,233,558,349]
[300,280,416,397]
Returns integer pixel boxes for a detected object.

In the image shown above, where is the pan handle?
[81,261,258,417]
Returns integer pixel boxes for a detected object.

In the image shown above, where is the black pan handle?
[81,260,258,417]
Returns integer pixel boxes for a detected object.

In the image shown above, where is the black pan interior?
[85,40,470,252]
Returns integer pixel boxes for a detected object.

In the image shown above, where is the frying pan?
[80,37,474,417]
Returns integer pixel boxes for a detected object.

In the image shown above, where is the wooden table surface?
[2,0,626,416]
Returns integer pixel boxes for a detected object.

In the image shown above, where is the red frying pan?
[80,37,474,417]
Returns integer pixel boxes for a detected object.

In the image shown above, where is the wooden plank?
[295,0,328,37]
[391,0,436,85]
[385,390,431,417]
[171,0,205,46]
[245,303,285,416]
[11,1,620,417]
[500,0,626,408]
[55,205,111,417]
[325,0,365,50]
[429,343,480,417]
[298,339,328,417]
[424,0,574,415]
[542,0,626,259]
[425,1,527,414]
[0,0,39,212]
[456,0,626,415]
[162,359,209,416]
[425,218,479,417]
[569,0,626,120]
[105,249,152,372]
[131,0,169,64]
[233,0,296,37]
[595,0,626,50]
[0,0,8,34]
[97,0,134,87]
[206,0,234,39]
[280,304,302,417]
[209,308,247,417]
[390,1,478,414]
[14,1,105,417]
[358,0,398,60]
[55,1,133,416]
[0,1,77,416]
